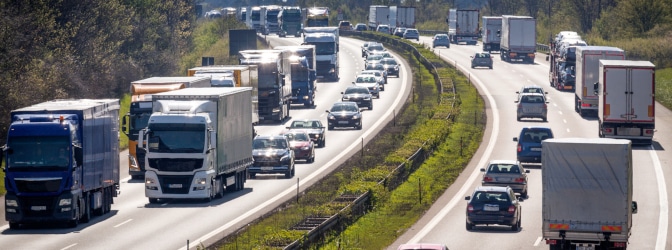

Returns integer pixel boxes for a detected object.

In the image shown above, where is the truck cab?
[303,33,338,80]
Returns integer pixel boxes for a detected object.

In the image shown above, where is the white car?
[360,70,387,90]
[353,75,381,98]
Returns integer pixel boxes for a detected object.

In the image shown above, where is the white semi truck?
[139,87,254,203]
[574,46,625,117]
[542,138,637,250]
[303,31,339,80]
[595,60,655,144]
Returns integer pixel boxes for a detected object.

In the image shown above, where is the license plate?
[564,86,573,90]
[531,147,542,151]
[524,108,540,113]
[497,177,512,182]
[168,184,182,188]
[577,245,595,250]
[261,167,274,171]
[31,206,47,211]
[338,121,349,124]
[484,204,499,211]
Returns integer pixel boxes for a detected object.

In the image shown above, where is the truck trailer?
[3,99,120,228]
[239,49,292,123]
[121,76,210,180]
[542,138,637,250]
[596,60,655,144]
[368,5,389,31]
[139,87,254,203]
[574,46,625,117]
[500,15,537,63]
[447,9,479,45]
[274,45,317,107]
[482,16,502,53]
[389,6,416,30]
[278,6,302,37]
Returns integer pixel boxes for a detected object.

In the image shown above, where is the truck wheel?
[81,195,91,223]
[68,217,79,228]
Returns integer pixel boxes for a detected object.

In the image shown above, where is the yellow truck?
[188,65,260,126]
[121,76,210,180]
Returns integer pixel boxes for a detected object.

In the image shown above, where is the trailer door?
[630,68,655,122]
[604,67,627,121]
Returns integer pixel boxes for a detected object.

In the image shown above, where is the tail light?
[467,204,474,213]
[614,242,626,247]
[515,178,525,183]
[546,239,557,245]
[543,103,547,109]
[644,129,654,135]
[517,144,522,152]
[483,176,494,182]
[508,205,516,214]
[517,103,522,109]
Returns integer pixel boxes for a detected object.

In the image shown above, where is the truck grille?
[158,175,193,194]
[148,159,203,172]
[19,196,57,216]
[15,179,62,193]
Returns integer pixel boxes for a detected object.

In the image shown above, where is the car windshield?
[473,191,511,203]
[290,120,321,128]
[368,45,384,51]
[381,59,397,65]
[253,138,287,149]
[362,71,381,77]
[487,163,521,174]
[331,104,358,112]
[520,129,553,143]
[356,76,377,83]
[367,55,383,61]
[345,87,369,94]
[366,64,384,70]
[285,132,310,142]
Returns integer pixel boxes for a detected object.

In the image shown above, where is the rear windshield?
[520,129,553,143]
[473,191,511,203]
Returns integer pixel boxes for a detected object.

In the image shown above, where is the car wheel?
[308,154,315,163]
[471,65,475,69]
[357,123,363,130]
[320,139,326,148]
[489,65,493,69]
[249,173,256,179]
[369,104,373,110]
[543,117,547,122]
[517,116,521,121]
[328,126,333,130]
[9,222,20,229]
[149,198,159,204]
[466,221,474,231]
[511,217,521,231]
[522,190,528,198]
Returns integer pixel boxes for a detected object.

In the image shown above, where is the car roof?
[398,243,448,250]
[521,126,553,131]
[255,134,286,140]
[519,92,545,97]
[488,159,519,165]
[474,186,511,192]
[333,101,358,106]
[292,118,320,122]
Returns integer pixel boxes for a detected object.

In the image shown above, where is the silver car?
[516,93,548,122]
[360,70,387,90]
[403,28,420,41]
[480,160,530,197]
[516,85,548,99]
[432,34,450,48]
[353,75,381,98]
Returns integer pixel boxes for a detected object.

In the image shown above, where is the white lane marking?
[566,128,571,133]
[533,236,543,246]
[650,146,669,250]
[562,119,567,124]
[61,243,78,250]
[558,111,562,115]
[179,50,411,250]
[408,54,500,243]
[114,219,133,228]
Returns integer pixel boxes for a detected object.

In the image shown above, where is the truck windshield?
[291,63,309,81]
[251,12,260,21]
[6,136,70,170]
[129,112,151,134]
[310,43,335,55]
[147,123,205,153]
[283,13,301,21]
[258,64,278,88]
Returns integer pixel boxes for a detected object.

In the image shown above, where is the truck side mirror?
[209,130,217,152]
[1,145,6,172]
[138,129,146,150]
[496,30,500,37]
[121,113,129,135]
[593,82,600,95]
[309,70,316,82]
[632,201,638,214]
[74,145,83,168]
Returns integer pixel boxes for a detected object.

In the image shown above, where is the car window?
[474,191,510,203]
[521,95,544,103]
[332,104,358,112]
[488,163,520,173]
[286,133,309,141]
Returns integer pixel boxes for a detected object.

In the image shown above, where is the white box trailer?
[596,60,655,144]
[368,5,389,30]
[500,15,536,63]
[389,6,416,30]
[542,138,636,250]
[482,16,502,53]
[574,46,625,117]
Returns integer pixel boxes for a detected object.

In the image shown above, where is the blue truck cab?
[2,99,120,229]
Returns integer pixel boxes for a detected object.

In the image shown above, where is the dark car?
[379,58,400,77]
[513,126,554,163]
[286,119,326,147]
[338,20,352,31]
[250,135,295,178]
[283,130,315,163]
[326,102,363,130]
[515,93,548,122]
[341,85,373,110]
[471,52,493,69]
[393,27,407,37]
[481,160,530,197]
[465,186,522,231]
[354,23,367,31]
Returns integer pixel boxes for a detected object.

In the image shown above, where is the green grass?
[119,93,130,150]
[656,68,672,110]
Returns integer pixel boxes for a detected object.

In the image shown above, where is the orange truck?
[121,76,210,180]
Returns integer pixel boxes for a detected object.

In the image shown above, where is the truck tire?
[81,195,91,223]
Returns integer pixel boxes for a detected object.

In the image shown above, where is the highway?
[0,36,413,249]
[390,36,671,249]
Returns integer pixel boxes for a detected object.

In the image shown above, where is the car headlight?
[280,153,291,162]
[301,146,310,150]
[59,198,72,206]
[363,96,371,100]
[352,114,361,119]
[6,199,18,207]
[342,96,349,101]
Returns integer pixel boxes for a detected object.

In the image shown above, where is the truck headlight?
[6,199,18,207]
[195,178,207,185]
[145,177,157,184]
[272,107,281,113]
[59,198,72,206]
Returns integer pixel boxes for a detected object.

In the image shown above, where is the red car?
[283,130,315,163]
